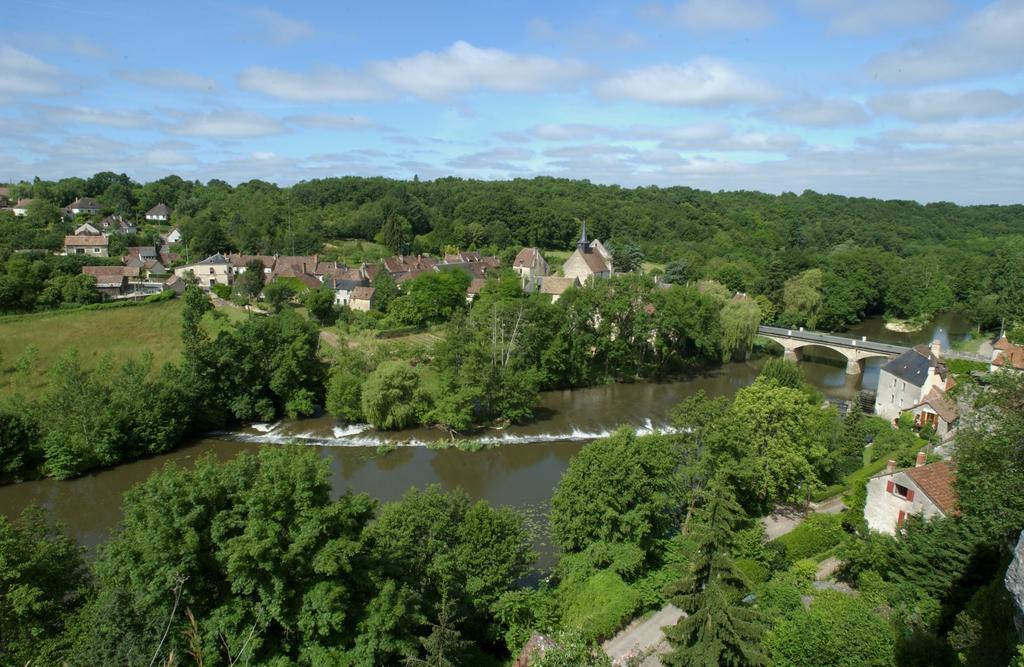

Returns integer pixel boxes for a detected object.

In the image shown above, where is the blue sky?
[2,0,1022,203]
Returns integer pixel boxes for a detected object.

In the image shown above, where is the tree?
[719,297,761,361]
[372,268,400,313]
[379,212,413,253]
[0,402,41,480]
[232,259,266,301]
[766,592,895,667]
[304,286,338,325]
[610,241,644,273]
[550,429,680,557]
[326,347,372,423]
[263,279,296,312]
[663,477,767,667]
[782,269,823,328]
[361,361,423,429]
[0,507,88,666]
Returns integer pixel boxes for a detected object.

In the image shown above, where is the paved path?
[602,605,683,666]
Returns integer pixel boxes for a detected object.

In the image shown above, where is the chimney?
[916,451,927,467]
[886,459,897,474]
[930,340,942,359]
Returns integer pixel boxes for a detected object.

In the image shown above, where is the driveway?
[602,605,683,666]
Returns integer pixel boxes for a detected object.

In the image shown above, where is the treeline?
[0,285,325,481]
[6,361,1020,665]
[4,173,1024,331]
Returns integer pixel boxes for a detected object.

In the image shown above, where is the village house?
[63,197,101,217]
[562,221,612,283]
[98,214,137,236]
[127,246,158,262]
[538,276,579,303]
[173,252,233,288]
[64,234,109,257]
[864,454,957,535]
[874,342,954,425]
[907,389,959,439]
[327,275,370,306]
[349,286,375,311]
[226,253,276,278]
[12,199,33,216]
[74,222,101,236]
[82,265,141,297]
[991,334,1024,374]
[162,227,182,244]
[466,278,485,303]
[145,203,172,222]
[513,247,549,287]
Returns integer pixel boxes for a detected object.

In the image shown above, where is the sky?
[2,0,1023,204]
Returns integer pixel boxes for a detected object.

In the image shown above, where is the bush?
[811,484,845,503]
[143,289,176,303]
[559,570,643,642]
[775,513,845,563]
[210,283,232,300]
[736,558,770,586]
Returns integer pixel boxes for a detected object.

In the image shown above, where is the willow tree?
[719,297,761,362]
[782,268,823,329]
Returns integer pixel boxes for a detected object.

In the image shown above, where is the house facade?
[349,286,375,311]
[874,342,952,423]
[82,266,140,297]
[64,234,109,257]
[864,455,956,535]
[563,222,612,283]
[513,247,549,287]
[174,253,233,288]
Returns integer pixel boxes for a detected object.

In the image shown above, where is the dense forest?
[3,173,1024,332]
[3,358,1021,666]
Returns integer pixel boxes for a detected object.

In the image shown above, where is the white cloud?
[248,8,314,46]
[800,0,951,34]
[866,0,1024,83]
[764,97,870,127]
[36,105,152,129]
[0,46,62,95]
[448,146,534,171]
[286,114,384,130]
[370,41,588,101]
[879,118,1024,146]
[239,65,388,102]
[165,111,286,138]
[115,69,217,92]
[595,58,777,106]
[870,88,1024,122]
[667,0,774,31]
[529,123,603,141]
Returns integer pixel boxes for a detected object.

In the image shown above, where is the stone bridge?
[758,325,910,375]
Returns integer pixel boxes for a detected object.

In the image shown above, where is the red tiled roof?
[65,234,108,246]
[351,286,375,300]
[905,461,958,516]
[993,336,1024,370]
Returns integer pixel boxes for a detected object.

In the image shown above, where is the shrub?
[775,513,845,563]
[210,283,232,300]
[736,558,770,586]
[559,570,642,642]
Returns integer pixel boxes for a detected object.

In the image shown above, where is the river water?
[0,312,974,554]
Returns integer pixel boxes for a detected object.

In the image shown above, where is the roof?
[351,286,375,301]
[327,278,367,291]
[577,249,609,274]
[67,197,100,209]
[196,252,229,265]
[227,253,276,269]
[65,234,108,247]
[881,346,936,388]
[905,461,958,515]
[993,335,1024,370]
[74,222,101,234]
[146,203,171,216]
[514,247,536,268]
[912,387,959,423]
[13,198,33,208]
[82,266,139,284]
[128,246,157,257]
[467,278,485,295]
[539,276,578,295]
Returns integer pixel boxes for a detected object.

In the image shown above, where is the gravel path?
[602,605,683,666]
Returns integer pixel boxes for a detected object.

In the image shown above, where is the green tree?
[550,428,680,557]
[372,268,400,313]
[232,259,266,301]
[719,297,761,361]
[263,279,296,312]
[303,286,338,325]
[782,269,823,328]
[0,507,88,666]
[361,360,423,429]
[326,347,372,423]
[663,478,767,667]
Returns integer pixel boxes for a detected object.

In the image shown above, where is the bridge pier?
[845,358,863,375]
[784,347,802,363]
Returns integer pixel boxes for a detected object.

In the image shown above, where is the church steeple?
[576,219,590,253]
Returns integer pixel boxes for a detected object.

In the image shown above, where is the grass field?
[0,299,243,396]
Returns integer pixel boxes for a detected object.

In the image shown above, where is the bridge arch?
[757,326,906,375]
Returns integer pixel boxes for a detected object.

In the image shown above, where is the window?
[894,483,909,498]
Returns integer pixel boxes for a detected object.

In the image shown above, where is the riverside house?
[864,454,957,535]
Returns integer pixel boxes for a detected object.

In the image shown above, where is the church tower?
[576,220,591,254]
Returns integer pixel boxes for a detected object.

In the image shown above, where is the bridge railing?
[757,325,909,354]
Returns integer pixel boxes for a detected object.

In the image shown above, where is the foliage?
[325,346,373,422]
[361,360,423,430]
[303,286,338,325]
[766,591,895,667]
[550,429,681,558]
[559,570,642,642]
[773,513,844,564]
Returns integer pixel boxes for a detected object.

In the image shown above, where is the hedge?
[560,569,643,642]
[774,513,845,563]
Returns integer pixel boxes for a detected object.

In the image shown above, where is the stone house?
[864,454,957,535]
[145,203,171,222]
[563,221,611,283]
[513,247,549,288]
[64,197,101,217]
[98,215,137,236]
[907,388,959,439]
[12,199,33,216]
[174,252,234,288]
[874,341,952,424]
[162,227,182,244]
[64,234,109,257]
[82,265,141,297]
[327,277,369,306]
[349,286,375,312]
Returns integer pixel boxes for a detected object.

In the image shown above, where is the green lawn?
[322,239,391,265]
[0,299,230,396]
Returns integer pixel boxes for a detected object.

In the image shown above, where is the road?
[603,496,846,665]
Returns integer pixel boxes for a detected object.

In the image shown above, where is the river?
[0,312,975,557]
